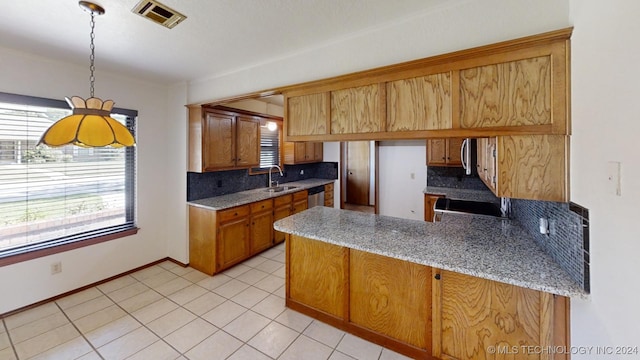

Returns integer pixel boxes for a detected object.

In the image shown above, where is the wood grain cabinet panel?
[287,93,329,136]
[460,56,552,129]
[217,214,251,270]
[203,111,236,170]
[283,142,324,164]
[250,201,274,255]
[433,270,567,360]
[350,250,431,349]
[424,194,443,222]
[188,206,217,276]
[387,73,452,131]
[331,84,385,134]
[427,138,464,167]
[273,194,293,245]
[288,235,348,319]
[497,135,568,202]
[235,115,260,167]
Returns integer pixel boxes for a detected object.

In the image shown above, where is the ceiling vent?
[132,0,186,29]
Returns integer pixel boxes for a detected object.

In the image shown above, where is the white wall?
[0,47,173,313]
[568,0,640,356]
[378,141,426,220]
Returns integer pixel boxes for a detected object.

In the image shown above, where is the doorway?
[341,141,378,214]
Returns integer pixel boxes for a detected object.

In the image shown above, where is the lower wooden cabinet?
[286,235,570,360]
[324,183,334,207]
[249,200,274,255]
[432,270,569,360]
[288,234,348,319]
[350,250,431,350]
[273,194,293,245]
[189,189,310,275]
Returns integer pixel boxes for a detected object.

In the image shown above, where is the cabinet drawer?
[218,205,250,222]
[250,199,273,213]
[274,194,293,207]
[324,183,334,192]
[293,190,308,201]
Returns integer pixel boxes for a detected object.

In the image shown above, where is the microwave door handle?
[461,139,468,173]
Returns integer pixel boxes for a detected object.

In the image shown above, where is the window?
[251,119,282,173]
[0,92,137,261]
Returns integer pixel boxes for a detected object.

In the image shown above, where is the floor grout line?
[53,301,104,360]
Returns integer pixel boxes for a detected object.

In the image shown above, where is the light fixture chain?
[89,11,96,98]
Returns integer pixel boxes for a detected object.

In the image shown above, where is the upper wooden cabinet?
[286,93,329,137]
[427,138,463,167]
[387,72,452,131]
[188,106,261,172]
[477,135,568,202]
[283,142,323,164]
[460,56,552,129]
[281,28,571,142]
[330,84,385,134]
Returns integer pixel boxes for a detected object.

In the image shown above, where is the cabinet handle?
[434,273,441,280]
[441,157,446,160]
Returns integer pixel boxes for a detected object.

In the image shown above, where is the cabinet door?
[273,205,292,244]
[287,93,329,136]
[424,194,442,222]
[331,84,385,134]
[288,235,348,319]
[476,138,486,180]
[203,111,235,170]
[188,206,217,275]
[427,139,447,166]
[447,138,464,166]
[250,210,274,255]
[387,73,452,131]
[294,142,307,163]
[460,56,552,129]
[350,250,431,349]
[497,135,567,201]
[236,115,260,167]
[217,217,250,270]
[433,270,556,360]
[313,142,323,162]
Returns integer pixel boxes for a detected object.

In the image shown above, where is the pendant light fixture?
[38,1,135,148]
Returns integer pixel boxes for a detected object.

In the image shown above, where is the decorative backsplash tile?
[187,162,338,201]
[511,199,590,292]
[427,167,490,190]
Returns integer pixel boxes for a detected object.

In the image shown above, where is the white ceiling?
[0,0,452,85]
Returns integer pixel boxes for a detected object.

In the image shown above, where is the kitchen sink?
[265,185,298,193]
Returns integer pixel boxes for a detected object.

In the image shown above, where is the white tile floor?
[0,243,411,360]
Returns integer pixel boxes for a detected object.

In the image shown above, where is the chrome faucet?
[268,165,283,189]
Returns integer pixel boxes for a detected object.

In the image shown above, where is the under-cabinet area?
[276,207,578,360]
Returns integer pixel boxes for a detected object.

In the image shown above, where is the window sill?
[0,227,139,267]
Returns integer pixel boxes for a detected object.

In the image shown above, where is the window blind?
[258,124,280,169]
[0,92,136,257]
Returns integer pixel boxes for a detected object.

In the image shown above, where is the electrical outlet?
[300,170,304,175]
[51,261,62,275]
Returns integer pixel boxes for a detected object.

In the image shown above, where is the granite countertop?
[424,186,500,204]
[188,178,335,210]
[274,206,586,298]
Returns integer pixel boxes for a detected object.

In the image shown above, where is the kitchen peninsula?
[275,206,583,359]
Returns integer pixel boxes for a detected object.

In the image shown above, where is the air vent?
[132,0,186,29]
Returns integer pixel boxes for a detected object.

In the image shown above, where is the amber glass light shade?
[38,96,135,148]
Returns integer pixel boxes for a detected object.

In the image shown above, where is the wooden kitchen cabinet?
[273,194,293,244]
[330,83,385,134]
[432,270,569,360]
[286,92,329,136]
[460,56,552,129]
[424,194,443,222]
[217,205,251,270]
[476,135,568,202]
[292,190,308,214]
[249,199,274,255]
[324,183,334,207]
[188,106,260,172]
[283,142,323,164]
[427,138,463,166]
[288,234,349,320]
[350,250,432,350]
[387,72,452,131]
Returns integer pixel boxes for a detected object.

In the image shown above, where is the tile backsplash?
[427,166,490,190]
[511,199,590,292]
[187,162,338,201]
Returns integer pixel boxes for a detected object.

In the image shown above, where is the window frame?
[0,91,138,267]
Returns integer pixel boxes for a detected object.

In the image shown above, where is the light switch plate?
[606,161,621,196]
